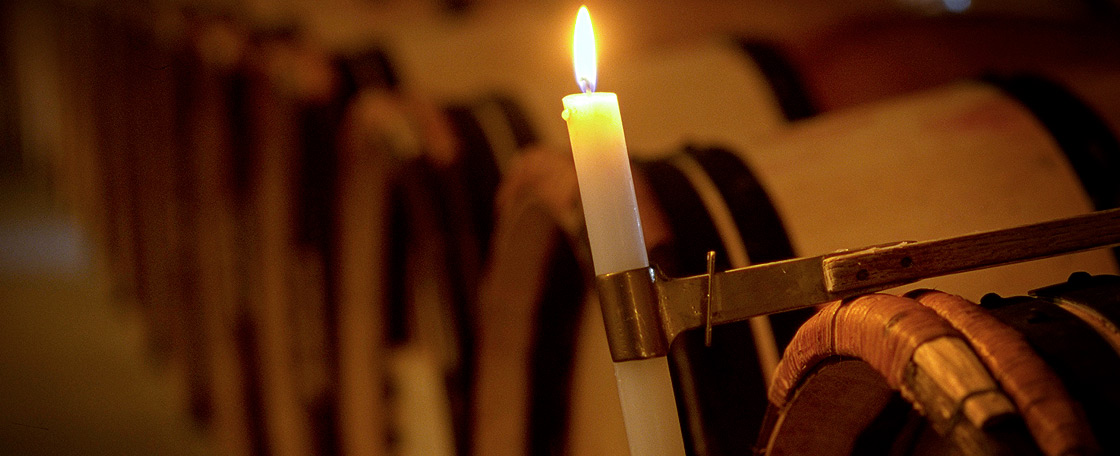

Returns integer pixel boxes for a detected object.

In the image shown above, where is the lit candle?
[561,6,686,456]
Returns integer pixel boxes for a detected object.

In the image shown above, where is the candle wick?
[578,77,595,93]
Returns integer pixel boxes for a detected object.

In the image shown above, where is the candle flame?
[572,5,596,93]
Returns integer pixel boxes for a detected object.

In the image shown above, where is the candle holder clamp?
[595,208,1120,362]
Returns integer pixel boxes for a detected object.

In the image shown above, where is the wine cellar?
[1,0,1119,455]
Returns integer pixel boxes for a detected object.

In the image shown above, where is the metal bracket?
[595,209,1120,362]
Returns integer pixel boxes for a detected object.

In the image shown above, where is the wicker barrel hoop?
[763,294,1033,455]
[910,291,1098,456]
[761,275,1120,455]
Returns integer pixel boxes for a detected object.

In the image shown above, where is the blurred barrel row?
[4,0,1120,455]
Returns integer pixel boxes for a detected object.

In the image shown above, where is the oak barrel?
[740,78,1119,300]
[335,67,539,455]
[180,17,257,456]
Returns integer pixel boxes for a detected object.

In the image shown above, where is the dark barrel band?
[981,287,1120,453]
[688,146,795,265]
[636,146,814,456]
[526,236,586,456]
[1032,272,1120,332]
[736,39,817,122]
[984,74,1120,213]
[985,73,1120,263]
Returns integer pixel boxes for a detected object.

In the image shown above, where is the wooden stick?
[824,208,1120,294]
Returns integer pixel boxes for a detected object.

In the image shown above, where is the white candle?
[562,7,686,456]
[561,91,648,276]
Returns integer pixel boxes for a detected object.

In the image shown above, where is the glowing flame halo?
[572,6,597,93]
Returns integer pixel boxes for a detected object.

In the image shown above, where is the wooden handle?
[823,209,1120,294]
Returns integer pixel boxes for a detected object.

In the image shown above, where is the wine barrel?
[473,148,593,456]
[333,59,477,456]
[247,32,519,456]
[742,77,1120,451]
[334,58,540,455]
[181,17,258,456]
[74,3,219,430]
[776,16,1120,114]
[220,27,393,456]
[88,8,142,304]
[742,78,1118,300]
[395,93,540,456]
[53,3,108,253]
[976,274,1120,453]
[238,27,339,456]
[281,46,384,456]
[333,62,410,456]
[193,32,402,456]
[649,73,1120,452]
[233,27,427,456]
[121,5,197,394]
[761,274,1120,455]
